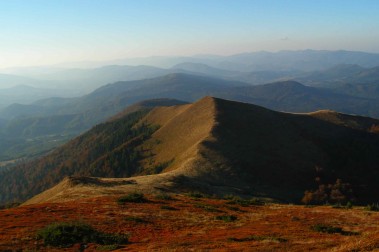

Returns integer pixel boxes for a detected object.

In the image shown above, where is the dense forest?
[0,109,159,203]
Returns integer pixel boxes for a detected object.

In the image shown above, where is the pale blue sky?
[0,0,378,68]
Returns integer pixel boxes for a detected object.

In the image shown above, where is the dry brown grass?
[141,96,216,173]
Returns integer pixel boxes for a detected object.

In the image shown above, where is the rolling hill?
[2,97,379,206]
[295,64,379,88]
[0,73,243,119]
[0,73,244,161]
[328,82,379,100]
[214,81,379,118]
[1,65,175,92]
[0,73,245,142]
[0,85,79,109]
[1,73,379,163]
[6,72,379,122]
[3,74,379,125]
[0,74,240,156]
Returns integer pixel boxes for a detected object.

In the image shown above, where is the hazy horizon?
[1,0,378,68]
[2,48,379,71]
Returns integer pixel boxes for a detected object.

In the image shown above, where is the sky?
[0,0,378,68]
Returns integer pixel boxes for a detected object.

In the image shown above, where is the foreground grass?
[0,194,378,251]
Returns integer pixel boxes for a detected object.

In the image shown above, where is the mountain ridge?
[2,73,379,164]
[2,96,379,205]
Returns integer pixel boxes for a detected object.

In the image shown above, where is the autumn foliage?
[369,124,379,134]
[302,179,355,205]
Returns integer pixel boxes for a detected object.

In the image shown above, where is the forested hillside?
[0,110,157,203]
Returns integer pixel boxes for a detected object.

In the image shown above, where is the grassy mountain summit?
[2,97,379,206]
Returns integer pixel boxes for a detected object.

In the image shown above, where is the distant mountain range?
[1,73,379,161]
[0,73,242,160]
[214,80,379,116]
[211,50,379,71]
[2,97,379,205]
[2,49,379,93]
[2,72,379,122]
[26,49,379,71]
[0,73,51,89]
[0,49,378,163]
[0,85,79,109]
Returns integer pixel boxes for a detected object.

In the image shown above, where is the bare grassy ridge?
[140,96,216,173]
[23,96,379,205]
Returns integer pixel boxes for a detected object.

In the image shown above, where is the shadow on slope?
[197,98,379,202]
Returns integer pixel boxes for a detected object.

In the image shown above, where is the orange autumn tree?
[302,179,355,205]
[369,124,379,134]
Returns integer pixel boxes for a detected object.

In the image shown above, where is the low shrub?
[96,244,120,251]
[160,205,177,210]
[37,222,128,248]
[195,203,223,213]
[228,235,287,243]
[215,215,237,222]
[311,224,358,236]
[223,194,235,200]
[117,193,146,204]
[155,193,173,201]
[365,203,379,211]
[226,197,264,207]
[331,201,353,209]
[124,216,146,223]
[225,206,242,212]
[311,224,343,234]
[346,201,353,209]
[187,191,205,199]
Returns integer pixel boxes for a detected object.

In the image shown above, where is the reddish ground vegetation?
[370,124,379,134]
[0,195,378,251]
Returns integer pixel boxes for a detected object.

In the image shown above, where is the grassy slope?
[23,97,379,206]
[23,98,217,205]
[140,96,216,173]
[198,98,379,202]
